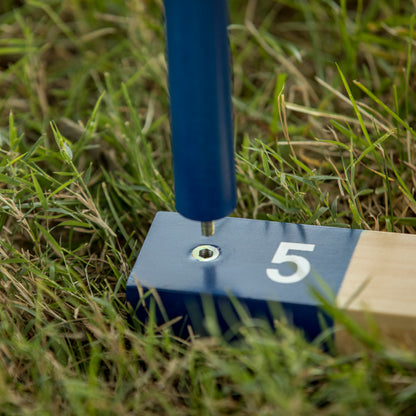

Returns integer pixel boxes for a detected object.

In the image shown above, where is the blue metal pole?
[163,0,236,222]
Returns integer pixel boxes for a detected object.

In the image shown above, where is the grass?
[0,0,416,414]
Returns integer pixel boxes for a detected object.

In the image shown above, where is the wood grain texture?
[336,231,416,351]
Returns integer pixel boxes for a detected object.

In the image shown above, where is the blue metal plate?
[126,212,362,340]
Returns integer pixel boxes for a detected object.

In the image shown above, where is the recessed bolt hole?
[199,248,213,258]
[192,245,220,262]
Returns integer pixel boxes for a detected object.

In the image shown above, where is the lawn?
[0,0,416,414]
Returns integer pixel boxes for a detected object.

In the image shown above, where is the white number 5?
[266,242,315,284]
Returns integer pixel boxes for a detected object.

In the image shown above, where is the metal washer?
[191,244,220,262]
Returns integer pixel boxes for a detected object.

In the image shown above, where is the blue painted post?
[163,0,236,222]
[127,3,416,350]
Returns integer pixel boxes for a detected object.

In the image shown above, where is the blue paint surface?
[164,0,236,221]
[126,212,362,340]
